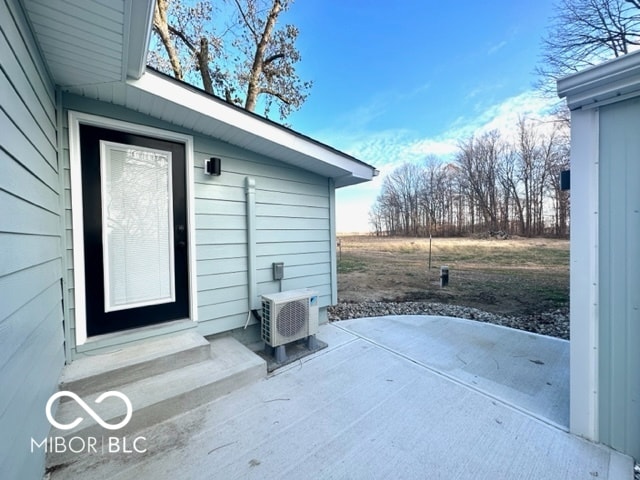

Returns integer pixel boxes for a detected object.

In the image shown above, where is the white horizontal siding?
[0,2,64,479]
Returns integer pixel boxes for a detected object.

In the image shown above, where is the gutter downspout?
[245,177,258,312]
[329,178,338,305]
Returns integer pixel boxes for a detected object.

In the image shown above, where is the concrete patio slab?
[336,315,570,428]
[48,319,633,480]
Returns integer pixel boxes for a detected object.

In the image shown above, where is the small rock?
[328,302,570,340]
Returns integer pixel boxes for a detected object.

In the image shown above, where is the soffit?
[21,0,152,86]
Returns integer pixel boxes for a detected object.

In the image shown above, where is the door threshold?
[75,318,196,357]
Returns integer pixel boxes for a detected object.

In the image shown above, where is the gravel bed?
[328,301,570,340]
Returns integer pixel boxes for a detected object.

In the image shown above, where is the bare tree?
[456,131,503,231]
[544,125,571,236]
[514,117,539,236]
[150,0,311,120]
[368,116,569,238]
[538,0,640,93]
[150,0,223,91]
[230,0,312,119]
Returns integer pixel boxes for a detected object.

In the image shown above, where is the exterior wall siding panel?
[598,98,640,460]
[0,1,64,478]
[193,138,333,335]
[60,94,335,343]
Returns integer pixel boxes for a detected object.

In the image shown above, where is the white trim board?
[68,111,198,347]
[568,108,600,442]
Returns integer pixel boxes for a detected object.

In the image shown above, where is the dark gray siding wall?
[0,0,65,478]
[598,98,640,460]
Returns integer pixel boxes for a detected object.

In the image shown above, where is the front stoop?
[45,332,266,468]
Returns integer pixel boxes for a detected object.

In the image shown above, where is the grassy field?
[336,235,569,316]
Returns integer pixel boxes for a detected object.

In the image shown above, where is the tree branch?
[152,0,183,80]
[263,52,285,65]
[233,0,259,42]
[197,37,214,93]
[260,86,291,104]
[167,24,198,53]
[245,0,283,112]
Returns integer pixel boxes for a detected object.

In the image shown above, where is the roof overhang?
[64,70,377,187]
[21,0,376,187]
[557,50,640,110]
[21,0,154,85]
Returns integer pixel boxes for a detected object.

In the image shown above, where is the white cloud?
[404,137,459,158]
[335,90,557,163]
[488,40,507,55]
[473,91,556,135]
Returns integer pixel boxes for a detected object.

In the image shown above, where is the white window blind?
[100,141,175,312]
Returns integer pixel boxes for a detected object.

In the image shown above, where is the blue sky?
[280,1,560,232]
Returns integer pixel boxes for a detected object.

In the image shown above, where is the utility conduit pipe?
[245,177,258,312]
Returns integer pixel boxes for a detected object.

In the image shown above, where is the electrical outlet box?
[272,262,284,281]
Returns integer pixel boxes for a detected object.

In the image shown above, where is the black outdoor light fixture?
[204,157,221,176]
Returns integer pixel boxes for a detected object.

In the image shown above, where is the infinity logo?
[46,391,133,431]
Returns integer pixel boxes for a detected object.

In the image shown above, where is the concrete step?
[46,336,266,466]
[59,330,212,398]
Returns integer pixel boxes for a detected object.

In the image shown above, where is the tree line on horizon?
[368,117,570,238]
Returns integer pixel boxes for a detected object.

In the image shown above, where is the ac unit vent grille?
[276,300,308,338]
[261,289,319,347]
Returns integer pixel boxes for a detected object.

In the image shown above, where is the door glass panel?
[100,141,175,312]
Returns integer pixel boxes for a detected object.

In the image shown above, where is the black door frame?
[76,123,190,336]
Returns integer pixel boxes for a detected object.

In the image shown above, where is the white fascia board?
[124,0,155,80]
[557,50,640,110]
[127,71,377,182]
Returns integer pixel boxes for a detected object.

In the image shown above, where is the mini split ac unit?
[261,289,319,347]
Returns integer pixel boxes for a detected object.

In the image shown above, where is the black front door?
[80,124,189,336]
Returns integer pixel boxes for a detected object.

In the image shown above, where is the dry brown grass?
[336,235,569,316]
